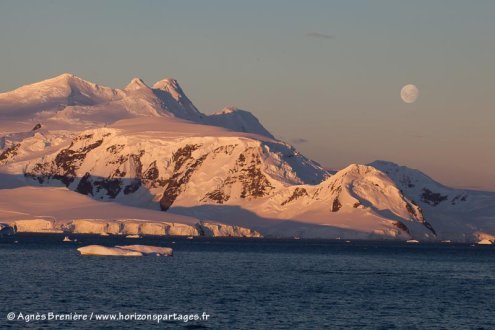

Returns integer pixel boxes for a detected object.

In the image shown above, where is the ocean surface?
[1,235,494,329]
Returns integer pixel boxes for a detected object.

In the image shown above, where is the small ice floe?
[100,232,109,237]
[345,240,351,243]
[477,239,493,245]
[125,234,141,239]
[441,240,452,243]
[115,245,173,256]
[186,236,194,240]
[293,236,301,240]
[77,245,173,257]
[63,236,72,242]
[406,239,420,244]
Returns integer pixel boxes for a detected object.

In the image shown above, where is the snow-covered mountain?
[1,73,493,242]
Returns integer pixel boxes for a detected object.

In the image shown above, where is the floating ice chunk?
[406,239,420,244]
[77,245,143,256]
[477,239,493,245]
[115,245,173,256]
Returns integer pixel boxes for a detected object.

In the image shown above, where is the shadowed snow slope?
[1,73,494,241]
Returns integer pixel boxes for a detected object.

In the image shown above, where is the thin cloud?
[306,32,333,40]
[290,138,309,144]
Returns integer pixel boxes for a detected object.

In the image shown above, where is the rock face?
[1,74,495,242]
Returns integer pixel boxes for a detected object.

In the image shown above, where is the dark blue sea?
[1,235,494,329]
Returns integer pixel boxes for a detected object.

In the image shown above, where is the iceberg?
[115,245,173,256]
[77,245,143,256]
[77,244,173,256]
[477,239,493,245]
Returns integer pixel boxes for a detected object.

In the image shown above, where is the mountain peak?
[54,72,76,80]
[34,73,81,87]
[152,78,180,91]
[206,106,275,139]
[219,106,239,114]
[125,77,149,91]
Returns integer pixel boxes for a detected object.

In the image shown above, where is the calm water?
[1,235,494,329]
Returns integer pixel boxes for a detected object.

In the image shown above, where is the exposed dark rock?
[331,197,342,212]
[392,221,410,235]
[281,188,308,206]
[143,161,167,188]
[405,202,417,217]
[423,221,437,236]
[54,139,103,177]
[0,143,20,163]
[159,145,206,211]
[113,168,127,178]
[212,145,237,157]
[76,173,93,195]
[31,123,42,131]
[106,144,125,154]
[239,165,273,198]
[143,161,159,181]
[238,152,274,199]
[238,153,246,165]
[421,188,448,206]
[203,189,230,204]
[124,180,141,195]
[74,133,94,141]
[451,194,468,205]
[353,202,361,208]
[172,144,201,172]
[129,151,144,177]
[93,178,122,198]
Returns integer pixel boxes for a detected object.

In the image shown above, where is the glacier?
[1,73,494,242]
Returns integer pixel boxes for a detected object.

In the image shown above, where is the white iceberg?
[77,245,143,256]
[77,244,173,256]
[477,239,493,245]
[115,245,173,256]
[406,239,420,244]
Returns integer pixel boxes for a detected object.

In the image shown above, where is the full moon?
[400,84,419,103]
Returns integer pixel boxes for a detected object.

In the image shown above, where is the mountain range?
[1,73,494,242]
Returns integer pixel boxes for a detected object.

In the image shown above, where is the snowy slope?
[0,73,274,136]
[205,106,274,138]
[1,73,494,241]
[369,161,495,242]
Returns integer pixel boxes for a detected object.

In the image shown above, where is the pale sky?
[1,1,494,190]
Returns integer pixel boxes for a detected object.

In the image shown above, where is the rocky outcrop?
[421,188,448,206]
[160,144,208,210]
[0,143,20,164]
